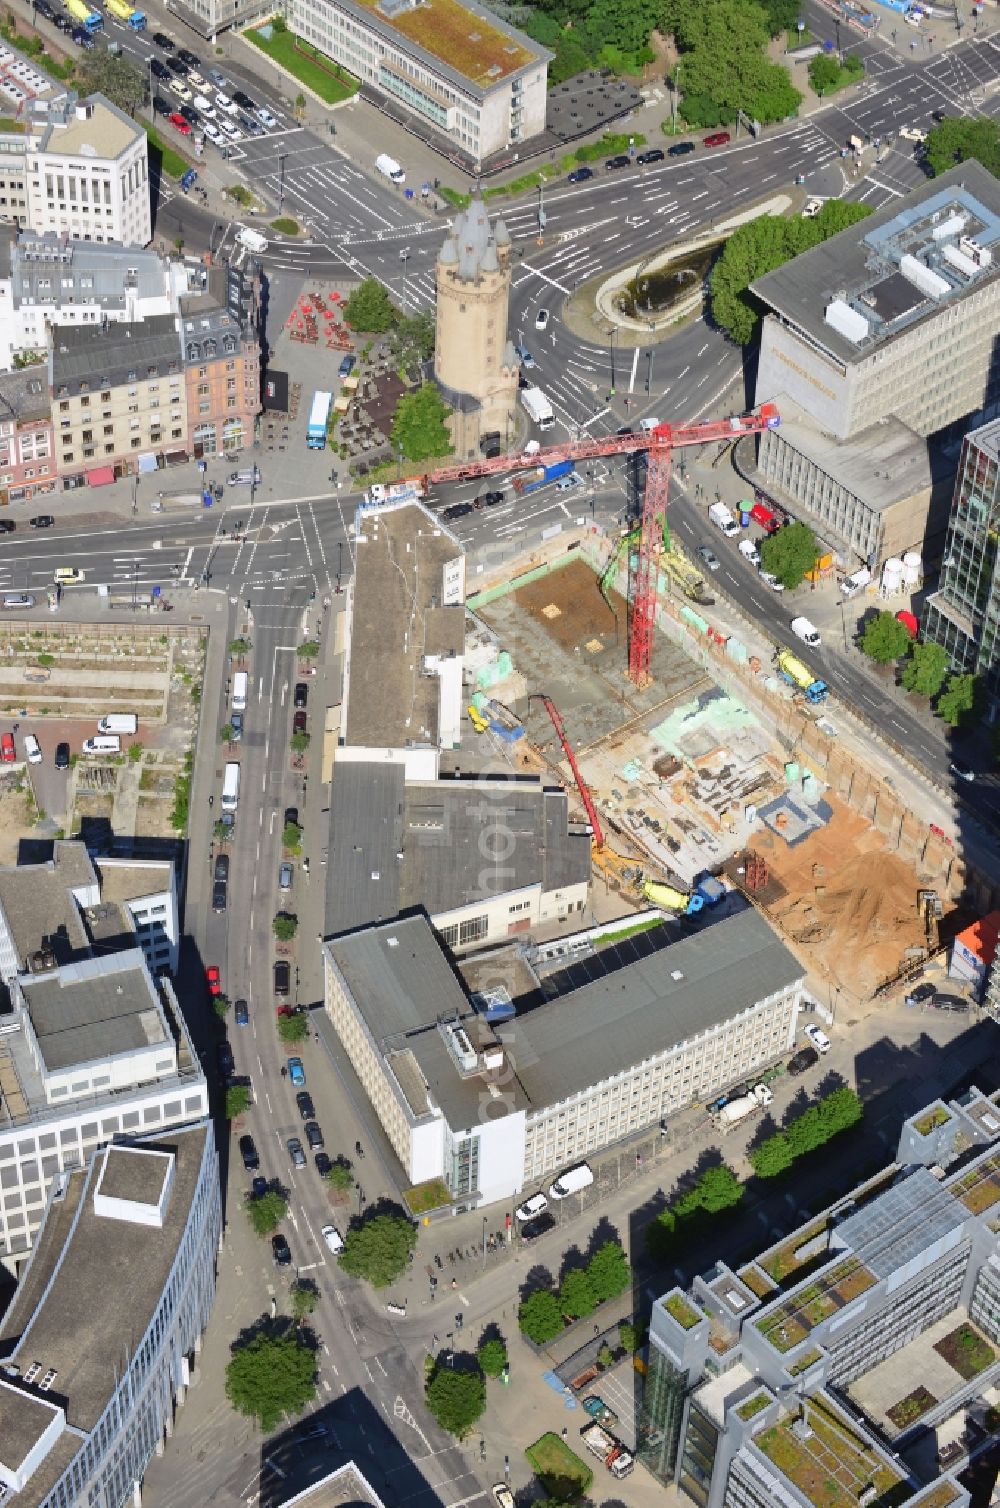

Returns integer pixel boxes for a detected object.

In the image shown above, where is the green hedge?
[749,1087,862,1179]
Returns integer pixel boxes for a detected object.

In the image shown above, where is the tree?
[282,821,302,852]
[587,1240,631,1302]
[391,382,453,463]
[226,1082,251,1119]
[228,637,252,657]
[344,277,399,334]
[298,640,320,658]
[220,723,236,745]
[225,1330,317,1432]
[339,1212,416,1287]
[425,1364,486,1438]
[291,1280,318,1321]
[559,1266,597,1319]
[690,1164,743,1213]
[273,913,299,942]
[278,1013,309,1043]
[391,309,436,368]
[807,54,841,94]
[937,671,980,727]
[290,730,310,755]
[748,1131,794,1178]
[213,994,230,1021]
[860,611,912,664]
[619,1320,638,1352]
[77,53,147,115]
[477,1337,508,1378]
[244,1189,288,1236]
[295,91,307,116]
[326,1158,354,1192]
[924,116,1000,180]
[902,641,949,698]
[519,1287,565,1343]
[759,520,820,589]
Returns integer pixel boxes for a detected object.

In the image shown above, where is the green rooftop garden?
[933,1321,996,1381]
[757,1260,876,1354]
[736,1391,771,1422]
[759,1219,830,1284]
[913,1105,951,1136]
[952,1151,1000,1215]
[756,1399,907,1508]
[737,1265,776,1300]
[664,1292,702,1330]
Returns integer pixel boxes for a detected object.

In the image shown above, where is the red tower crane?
[425,403,780,685]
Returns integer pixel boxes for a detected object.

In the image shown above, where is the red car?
[169,112,192,134]
[206,965,221,995]
[703,132,731,148]
[0,732,13,762]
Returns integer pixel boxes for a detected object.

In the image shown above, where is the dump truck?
[714,1083,772,1131]
[581,1424,635,1478]
[66,0,102,27]
[511,459,572,496]
[105,0,146,28]
[776,649,828,703]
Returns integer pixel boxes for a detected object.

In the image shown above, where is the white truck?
[581,1424,635,1478]
[709,501,740,538]
[840,567,872,599]
[549,1162,593,1199]
[715,1083,773,1132]
[375,152,406,184]
[98,713,138,735]
[790,616,822,647]
[520,386,555,431]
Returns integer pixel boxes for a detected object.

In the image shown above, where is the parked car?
[293,709,307,734]
[55,741,70,769]
[284,806,299,828]
[667,140,695,156]
[208,68,228,87]
[0,732,13,763]
[152,30,175,47]
[239,1134,259,1169]
[179,104,199,125]
[296,1090,315,1120]
[804,1023,831,1054]
[703,131,731,148]
[240,113,265,137]
[758,570,785,593]
[168,82,193,104]
[297,1419,329,1441]
[234,998,249,1026]
[166,55,189,74]
[636,147,665,164]
[152,96,171,116]
[218,118,241,141]
[493,1488,514,1508]
[272,1233,292,1266]
[215,852,232,884]
[216,1040,235,1077]
[322,1223,344,1253]
[22,733,41,764]
[605,154,631,170]
[482,490,505,506]
[150,57,170,79]
[29,514,54,529]
[443,502,472,521]
[514,344,535,368]
[293,682,308,709]
[215,91,239,115]
[288,1057,305,1087]
[696,544,720,571]
[279,860,293,891]
[305,1121,325,1150]
[567,165,594,182]
[802,197,824,218]
[203,122,223,145]
[233,88,256,109]
[931,993,969,1012]
[72,26,95,46]
[256,106,279,129]
[515,1192,548,1223]
[229,711,243,743]
[251,1174,267,1199]
[788,1046,819,1074]
[212,880,227,913]
[287,1136,306,1169]
[177,47,200,65]
[521,1211,556,1241]
[905,981,937,1007]
[205,964,221,995]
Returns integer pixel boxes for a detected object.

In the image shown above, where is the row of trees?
[923,116,1000,180]
[646,1163,743,1261]
[518,1239,631,1343]
[860,614,980,728]
[748,1086,862,1178]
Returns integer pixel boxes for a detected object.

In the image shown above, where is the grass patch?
[525,1433,593,1500]
[914,1105,951,1135]
[271,216,300,235]
[664,1292,701,1329]
[141,121,188,181]
[403,1177,451,1214]
[736,1390,771,1421]
[574,130,646,163]
[245,28,359,103]
[592,917,665,947]
[439,184,470,209]
[886,1386,936,1429]
[934,1322,996,1381]
[0,117,26,133]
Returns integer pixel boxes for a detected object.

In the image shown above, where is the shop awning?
[163,449,189,467]
[137,452,158,475]
[87,466,115,487]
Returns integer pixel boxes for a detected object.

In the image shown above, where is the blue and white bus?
[306,390,332,450]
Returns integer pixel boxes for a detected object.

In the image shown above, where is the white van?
[549,1162,594,1199]
[231,671,248,713]
[236,226,268,254]
[2,593,34,609]
[83,735,121,754]
[791,616,822,647]
[840,567,871,599]
[221,760,240,813]
[738,539,761,566]
[375,152,405,184]
[23,733,41,765]
[638,416,662,433]
[98,713,138,735]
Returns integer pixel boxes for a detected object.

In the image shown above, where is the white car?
[738,538,761,565]
[215,91,239,116]
[514,1192,548,1223]
[535,307,550,331]
[168,79,192,102]
[23,733,41,765]
[802,197,824,218]
[493,1488,514,1508]
[256,106,279,129]
[759,569,785,593]
[219,117,241,141]
[321,1223,344,1254]
[555,471,582,491]
[203,122,223,145]
[804,1023,831,1054]
[193,94,216,119]
[899,125,927,142]
[639,416,662,433]
[187,69,207,89]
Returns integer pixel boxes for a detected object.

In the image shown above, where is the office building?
[0,95,151,248]
[751,163,1000,567]
[0,1124,221,1508]
[286,0,551,165]
[0,948,208,1267]
[923,418,1000,712]
[638,1085,1000,1508]
[181,279,261,457]
[323,905,803,1208]
[0,364,53,504]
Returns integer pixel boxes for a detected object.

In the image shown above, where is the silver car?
[279,861,293,891]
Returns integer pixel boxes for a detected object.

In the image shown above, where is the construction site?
[468,547,949,1009]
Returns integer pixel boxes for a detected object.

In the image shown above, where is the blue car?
[567,166,594,183]
[71,26,95,47]
[180,168,197,192]
[288,1056,305,1087]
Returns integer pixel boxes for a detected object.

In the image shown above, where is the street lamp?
[399,247,411,312]
[609,328,618,396]
[278,153,288,214]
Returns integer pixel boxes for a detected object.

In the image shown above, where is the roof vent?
[670,969,684,981]
[38,1368,57,1392]
[387,936,399,948]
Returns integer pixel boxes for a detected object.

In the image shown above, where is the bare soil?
[514,558,624,659]
[0,787,35,865]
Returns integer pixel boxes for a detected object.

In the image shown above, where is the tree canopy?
[860,611,912,664]
[225,1082,251,1120]
[759,520,820,589]
[902,641,949,698]
[391,382,453,463]
[77,54,147,116]
[390,309,436,369]
[587,1239,631,1301]
[291,1281,319,1321]
[559,1267,597,1319]
[343,277,399,334]
[477,1337,509,1378]
[924,116,1000,179]
[647,1163,742,1260]
[519,1287,564,1344]
[749,1087,862,1177]
[339,1212,416,1287]
[937,671,980,727]
[244,1189,288,1237]
[326,1158,354,1191]
[425,1363,486,1437]
[225,1331,317,1431]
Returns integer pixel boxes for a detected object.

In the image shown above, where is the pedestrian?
[561,1428,568,1441]
[12,722,17,733]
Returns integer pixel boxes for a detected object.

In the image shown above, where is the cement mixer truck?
[775,649,828,704]
[714,1083,773,1132]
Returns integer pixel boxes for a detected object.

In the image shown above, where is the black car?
[239,1134,259,1169]
[212,880,227,914]
[152,96,171,117]
[166,55,189,75]
[178,47,201,66]
[305,1120,324,1150]
[150,58,170,79]
[667,140,696,156]
[241,114,265,137]
[0,519,15,533]
[72,27,95,47]
[234,998,249,1026]
[55,741,70,770]
[788,1046,819,1075]
[636,148,665,164]
[29,515,54,529]
[443,502,472,521]
[605,154,631,170]
[53,12,71,28]
[216,1040,235,1077]
[274,960,291,997]
[931,993,969,1012]
[152,30,174,47]
[251,1174,267,1199]
[314,1151,332,1176]
[905,981,936,1008]
[567,165,594,183]
[296,1090,315,1120]
[481,490,505,506]
[272,1232,292,1266]
[287,1136,306,1169]
[34,0,54,18]
[284,806,299,828]
[521,1211,556,1242]
[214,853,230,883]
[233,88,256,109]
[294,682,308,709]
[230,711,243,742]
[179,104,199,125]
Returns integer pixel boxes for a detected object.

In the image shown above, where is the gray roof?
[12,235,168,312]
[50,313,181,395]
[344,502,464,749]
[834,1167,966,1280]
[327,906,803,1126]
[0,1124,210,1492]
[325,766,591,936]
[751,161,1000,367]
[448,194,503,282]
[0,364,51,424]
[178,297,244,366]
[282,1463,385,1508]
[962,415,1000,463]
[0,845,96,969]
[19,950,170,1072]
[768,399,938,513]
[92,858,173,905]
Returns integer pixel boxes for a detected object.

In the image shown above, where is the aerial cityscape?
[2,0,1000,1506]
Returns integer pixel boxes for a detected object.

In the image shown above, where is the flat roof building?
[323,905,803,1207]
[279,1463,386,1508]
[0,1124,220,1508]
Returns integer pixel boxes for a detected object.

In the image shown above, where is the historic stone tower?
[434,190,518,460]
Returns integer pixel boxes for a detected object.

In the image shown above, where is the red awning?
[87,466,116,487]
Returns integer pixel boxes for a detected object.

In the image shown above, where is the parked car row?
[564,133,730,181]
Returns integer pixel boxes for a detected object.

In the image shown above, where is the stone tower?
[434,190,518,460]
